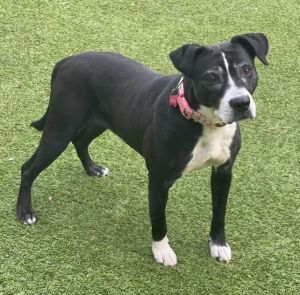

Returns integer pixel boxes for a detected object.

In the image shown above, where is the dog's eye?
[205,73,218,83]
[242,65,252,76]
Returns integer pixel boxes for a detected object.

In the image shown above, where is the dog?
[16,33,268,266]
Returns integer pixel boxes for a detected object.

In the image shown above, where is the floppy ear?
[169,44,206,77]
[231,33,269,65]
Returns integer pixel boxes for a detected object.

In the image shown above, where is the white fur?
[200,105,224,124]
[102,167,110,176]
[24,215,36,225]
[209,239,232,262]
[217,52,256,123]
[152,235,177,267]
[183,122,237,174]
[96,167,109,176]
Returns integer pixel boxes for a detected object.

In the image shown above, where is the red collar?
[169,77,225,127]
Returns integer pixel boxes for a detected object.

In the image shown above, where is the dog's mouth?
[200,105,256,126]
[223,110,256,124]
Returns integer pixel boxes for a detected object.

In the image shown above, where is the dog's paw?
[16,207,37,225]
[209,238,232,263]
[86,165,109,177]
[152,236,177,267]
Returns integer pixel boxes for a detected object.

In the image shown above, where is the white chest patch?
[183,123,237,174]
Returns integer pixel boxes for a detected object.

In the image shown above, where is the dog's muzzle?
[217,93,256,124]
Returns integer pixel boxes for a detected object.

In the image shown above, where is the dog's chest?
[183,123,237,174]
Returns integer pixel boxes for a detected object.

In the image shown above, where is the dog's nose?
[229,96,250,112]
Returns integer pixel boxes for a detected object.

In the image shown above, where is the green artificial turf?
[0,0,299,294]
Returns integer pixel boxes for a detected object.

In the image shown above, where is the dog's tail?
[30,57,69,132]
[30,109,48,131]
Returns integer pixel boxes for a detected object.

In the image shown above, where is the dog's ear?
[169,44,206,77]
[231,33,269,65]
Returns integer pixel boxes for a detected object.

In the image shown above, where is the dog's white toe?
[102,167,110,176]
[24,215,37,225]
[209,239,232,262]
[152,236,177,267]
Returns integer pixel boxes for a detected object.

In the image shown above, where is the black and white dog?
[17,33,268,266]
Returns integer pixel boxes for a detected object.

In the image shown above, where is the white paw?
[209,239,232,263]
[102,167,110,176]
[24,215,37,225]
[152,236,177,267]
[95,167,109,177]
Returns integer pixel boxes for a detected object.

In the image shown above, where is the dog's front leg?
[148,174,177,267]
[209,164,233,263]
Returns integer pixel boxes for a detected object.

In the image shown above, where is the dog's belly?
[183,123,237,174]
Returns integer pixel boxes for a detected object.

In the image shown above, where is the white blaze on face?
[215,52,256,123]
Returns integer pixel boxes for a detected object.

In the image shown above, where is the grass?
[0,0,299,294]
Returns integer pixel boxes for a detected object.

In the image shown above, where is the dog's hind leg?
[16,131,73,224]
[16,94,92,224]
[72,117,109,176]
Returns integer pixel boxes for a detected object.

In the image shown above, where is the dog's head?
[169,33,269,124]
